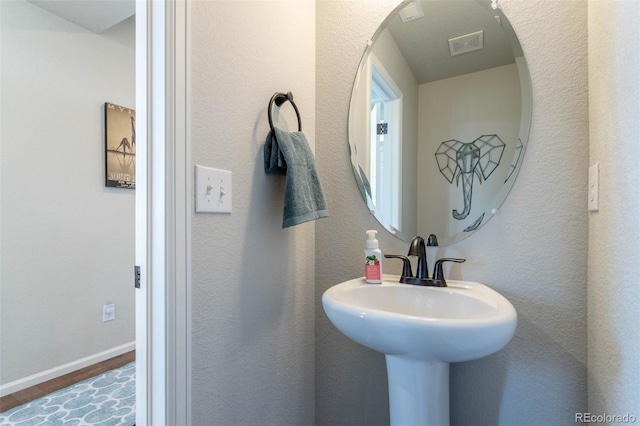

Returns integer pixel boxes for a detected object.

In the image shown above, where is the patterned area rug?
[0,362,135,426]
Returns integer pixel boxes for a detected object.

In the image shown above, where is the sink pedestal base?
[386,356,449,426]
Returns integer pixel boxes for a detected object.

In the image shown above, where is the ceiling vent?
[399,0,424,23]
[448,30,484,57]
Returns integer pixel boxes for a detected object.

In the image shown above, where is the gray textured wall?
[190,1,316,424]
[315,1,589,424]
[588,0,640,418]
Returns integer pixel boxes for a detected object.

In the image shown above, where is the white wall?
[189,1,316,424]
[588,0,640,417]
[316,0,588,424]
[0,0,135,386]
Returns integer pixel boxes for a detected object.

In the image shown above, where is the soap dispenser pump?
[365,230,382,283]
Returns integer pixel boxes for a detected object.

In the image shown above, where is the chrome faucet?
[384,235,465,287]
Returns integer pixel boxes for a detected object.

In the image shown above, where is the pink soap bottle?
[364,230,382,283]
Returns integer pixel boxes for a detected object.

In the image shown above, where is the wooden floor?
[0,350,135,413]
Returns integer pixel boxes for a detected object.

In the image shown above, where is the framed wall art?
[105,102,136,189]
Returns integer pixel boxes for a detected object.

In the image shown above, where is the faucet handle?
[432,258,466,280]
[384,254,413,278]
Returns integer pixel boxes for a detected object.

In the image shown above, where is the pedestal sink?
[322,276,517,426]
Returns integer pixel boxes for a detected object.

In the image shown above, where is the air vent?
[448,30,484,57]
[399,0,424,23]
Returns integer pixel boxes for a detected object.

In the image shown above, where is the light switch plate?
[588,163,599,212]
[195,165,232,213]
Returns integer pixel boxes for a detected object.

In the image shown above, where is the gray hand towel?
[264,127,328,228]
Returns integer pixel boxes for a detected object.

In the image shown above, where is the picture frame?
[105,102,136,189]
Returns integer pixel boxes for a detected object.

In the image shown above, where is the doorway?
[0,0,137,416]
[0,1,190,424]
[369,55,403,234]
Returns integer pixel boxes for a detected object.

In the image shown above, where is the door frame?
[135,1,191,425]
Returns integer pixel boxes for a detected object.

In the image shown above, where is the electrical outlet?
[103,304,115,322]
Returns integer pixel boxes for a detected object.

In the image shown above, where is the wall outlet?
[103,304,115,322]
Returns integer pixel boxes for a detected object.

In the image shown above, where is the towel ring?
[268,91,302,132]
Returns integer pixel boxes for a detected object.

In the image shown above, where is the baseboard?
[0,341,135,397]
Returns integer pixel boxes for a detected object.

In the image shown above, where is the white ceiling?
[26,0,134,33]
[386,0,521,84]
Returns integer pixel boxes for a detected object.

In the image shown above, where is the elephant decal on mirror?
[435,135,505,220]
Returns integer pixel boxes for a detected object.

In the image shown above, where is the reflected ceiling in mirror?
[348,0,531,246]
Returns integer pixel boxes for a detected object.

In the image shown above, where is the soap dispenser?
[364,230,382,283]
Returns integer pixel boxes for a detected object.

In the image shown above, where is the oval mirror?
[348,0,531,246]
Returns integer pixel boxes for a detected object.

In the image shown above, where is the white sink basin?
[322,276,517,362]
[322,276,517,425]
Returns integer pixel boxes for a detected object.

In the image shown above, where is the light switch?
[195,165,232,213]
[588,163,599,212]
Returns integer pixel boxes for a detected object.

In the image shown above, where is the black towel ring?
[268,91,302,132]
